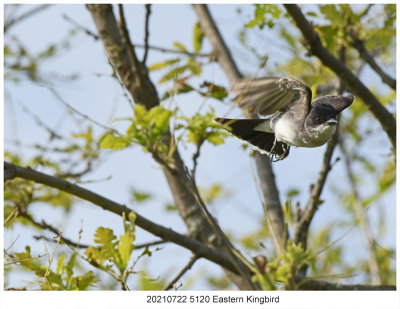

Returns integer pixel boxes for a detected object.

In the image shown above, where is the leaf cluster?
[6,246,97,290]
[254,241,310,290]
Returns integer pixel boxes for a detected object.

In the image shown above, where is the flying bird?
[216,77,354,161]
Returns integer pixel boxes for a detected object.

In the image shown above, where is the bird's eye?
[316,117,321,122]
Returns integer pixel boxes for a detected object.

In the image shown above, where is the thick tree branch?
[86,4,213,244]
[284,4,396,151]
[86,4,159,109]
[192,4,287,254]
[294,275,395,291]
[192,4,242,84]
[4,161,237,275]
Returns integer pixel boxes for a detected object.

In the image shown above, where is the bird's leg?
[268,138,278,162]
[274,144,290,161]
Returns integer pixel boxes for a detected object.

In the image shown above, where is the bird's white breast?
[273,116,305,146]
[274,115,336,147]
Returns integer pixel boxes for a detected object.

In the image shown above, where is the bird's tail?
[216,118,290,160]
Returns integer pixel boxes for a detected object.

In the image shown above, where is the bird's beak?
[326,118,338,125]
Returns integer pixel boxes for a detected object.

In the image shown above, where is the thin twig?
[18,212,85,250]
[163,255,198,290]
[350,29,396,90]
[191,139,204,180]
[62,14,99,40]
[35,235,167,251]
[14,99,64,141]
[142,4,151,64]
[338,138,381,284]
[294,130,339,248]
[63,13,210,58]
[34,235,88,249]
[5,4,52,32]
[44,85,120,135]
[188,169,259,290]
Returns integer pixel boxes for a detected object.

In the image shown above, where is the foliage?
[245,4,282,29]
[85,212,136,278]
[6,245,97,290]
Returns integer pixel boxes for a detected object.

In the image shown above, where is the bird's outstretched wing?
[231,77,312,117]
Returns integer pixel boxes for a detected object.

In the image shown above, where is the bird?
[216,77,354,161]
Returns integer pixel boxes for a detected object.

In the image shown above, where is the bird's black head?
[306,103,339,128]
[306,95,354,128]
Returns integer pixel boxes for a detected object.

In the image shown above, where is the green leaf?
[158,66,186,84]
[94,227,118,257]
[99,132,131,150]
[199,81,228,101]
[66,252,77,278]
[148,58,180,71]
[85,246,105,266]
[286,188,300,198]
[275,263,291,284]
[56,254,65,275]
[118,234,135,270]
[131,189,152,203]
[206,131,225,145]
[85,227,120,267]
[165,203,177,211]
[76,271,97,290]
[182,107,229,147]
[193,22,204,52]
[245,4,281,29]
[161,83,194,101]
[173,41,187,52]
[153,109,173,135]
[319,4,344,26]
[186,57,202,76]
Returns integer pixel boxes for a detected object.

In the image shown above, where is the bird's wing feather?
[232,77,312,117]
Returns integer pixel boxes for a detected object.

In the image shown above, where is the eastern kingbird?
[217,77,354,160]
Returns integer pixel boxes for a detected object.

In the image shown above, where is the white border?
[1,1,398,309]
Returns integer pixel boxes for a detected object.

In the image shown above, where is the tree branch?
[6,163,394,290]
[293,131,339,248]
[163,255,198,290]
[63,14,212,58]
[34,234,167,251]
[142,4,151,64]
[284,4,396,151]
[86,4,159,109]
[4,161,238,275]
[87,4,257,290]
[192,4,287,254]
[294,275,395,291]
[5,4,52,32]
[349,29,396,90]
[192,4,242,84]
[338,139,381,284]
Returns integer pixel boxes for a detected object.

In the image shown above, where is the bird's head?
[306,95,354,129]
